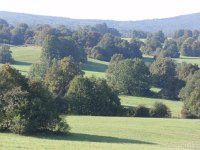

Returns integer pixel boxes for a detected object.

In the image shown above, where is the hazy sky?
[0,0,199,21]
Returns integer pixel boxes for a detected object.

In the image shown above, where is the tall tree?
[150,58,184,100]
[179,70,200,118]
[45,57,83,96]
[107,58,151,96]
[0,45,14,64]
[66,76,122,116]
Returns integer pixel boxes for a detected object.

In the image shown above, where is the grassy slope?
[10,45,41,75]
[120,96,183,118]
[83,58,108,78]
[0,116,200,150]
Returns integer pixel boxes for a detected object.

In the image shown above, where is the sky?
[0,0,200,21]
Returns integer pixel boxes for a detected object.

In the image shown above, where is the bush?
[134,105,150,117]
[150,102,171,118]
[181,107,198,119]
[9,115,27,134]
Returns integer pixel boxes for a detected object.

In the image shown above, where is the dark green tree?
[11,23,28,45]
[66,76,122,116]
[150,58,184,100]
[155,39,180,58]
[41,35,87,64]
[176,62,199,81]
[89,33,142,61]
[179,70,200,118]
[0,65,69,134]
[0,45,14,64]
[107,58,151,96]
[150,102,171,118]
[45,57,83,96]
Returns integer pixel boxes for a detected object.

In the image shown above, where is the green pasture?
[10,45,41,75]
[120,95,183,118]
[0,116,199,150]
[83,58,108,78]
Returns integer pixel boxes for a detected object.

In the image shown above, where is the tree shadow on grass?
[33,132,156,145]
[83,61,108,73]
[14,60,32,66]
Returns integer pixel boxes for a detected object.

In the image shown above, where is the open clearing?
[0,116,199,150]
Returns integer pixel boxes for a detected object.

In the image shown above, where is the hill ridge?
[1,11,200,34]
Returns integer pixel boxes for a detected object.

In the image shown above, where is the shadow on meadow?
[33,132,156,145]
[14,60,32,66]
[83,61,108,73]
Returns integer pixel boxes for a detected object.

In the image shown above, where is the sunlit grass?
[0,116,199,150]
[120,95,183,118]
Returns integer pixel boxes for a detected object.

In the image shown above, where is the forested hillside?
[1,11,200,34]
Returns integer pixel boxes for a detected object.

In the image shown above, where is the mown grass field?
[0,116,200,150]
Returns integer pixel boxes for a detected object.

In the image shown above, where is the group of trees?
[88,33,142,61]
[0,65,69,134]
[107,55,183,99]
[0,19,143,62]
[140,29,200,58]
[141,31,180,58]
[106,54,200,118]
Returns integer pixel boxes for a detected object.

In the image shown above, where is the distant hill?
[1,11,200,34]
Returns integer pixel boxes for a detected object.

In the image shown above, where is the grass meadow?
[0,116,200,150]
[10,45,41,75]
[1,46,200,149]
[120,96,183,118]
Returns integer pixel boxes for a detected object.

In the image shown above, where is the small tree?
[0,45,14,64]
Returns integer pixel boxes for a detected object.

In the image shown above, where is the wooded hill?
[1,11,200,34]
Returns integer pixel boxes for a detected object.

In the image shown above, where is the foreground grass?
[0,116,199,150]
[120,96,183,118]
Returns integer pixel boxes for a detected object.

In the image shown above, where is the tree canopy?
[66,76,122,116]
[107,58,151,96]
[0,45,14,64]
[0,64,69,134]
[179,70,200,118]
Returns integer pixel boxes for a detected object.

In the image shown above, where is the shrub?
[181,107,198,119]
[134,105,150,117]
[150,102,171,118]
